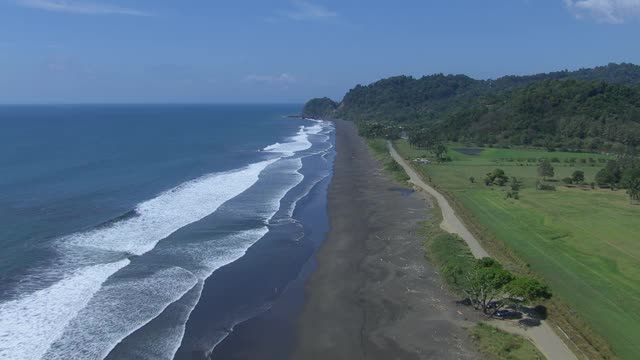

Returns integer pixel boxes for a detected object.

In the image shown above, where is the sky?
[1,0,640,104]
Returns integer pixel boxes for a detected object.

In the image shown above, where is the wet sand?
[292,120,478,359]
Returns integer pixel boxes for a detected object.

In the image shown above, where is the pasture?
[395,140,640,359]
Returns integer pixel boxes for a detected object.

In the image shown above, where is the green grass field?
[395,140,640,360]
[470,323,545,360]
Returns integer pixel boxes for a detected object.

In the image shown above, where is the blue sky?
[1,0,640,103]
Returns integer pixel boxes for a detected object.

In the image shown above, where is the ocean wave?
[104,281,205,360]
[60,159,278,256]
[0,260,130,360]
[43,266,198,360]
[0,159,277,360]
[0,118,334,360]
[170,158,306,356]
[262,121,328,156]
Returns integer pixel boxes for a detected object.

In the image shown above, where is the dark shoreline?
[203,126,336,360]
[292,120,478,359]
[207,170,333,360]
[207,119,478,359]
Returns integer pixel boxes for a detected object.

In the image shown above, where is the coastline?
[292,120,478,359]
[206,166,333,360]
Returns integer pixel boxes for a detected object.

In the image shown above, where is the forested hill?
[302,63,640,152]
[301,97,338,119]
[438,79,640,152]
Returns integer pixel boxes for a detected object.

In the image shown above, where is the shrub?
[562,177,573,185]
[536,180,556,191]
[510,176,520,191]
[572,170,585,184]
[486,168,509,186]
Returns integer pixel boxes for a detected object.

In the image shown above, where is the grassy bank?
[395,140,637,359]
[420,206,474,293]
[470,323,545,360]
[367,139,410,183]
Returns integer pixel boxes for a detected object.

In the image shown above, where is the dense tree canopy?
[303,63,640,153]
[438,79,640,152]
[538,160,555,180]
[621,169,640,203]
[301,97,338,119]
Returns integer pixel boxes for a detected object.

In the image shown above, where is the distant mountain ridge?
[303,63,640,153]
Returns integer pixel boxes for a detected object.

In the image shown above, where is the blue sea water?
[0,105,335,359]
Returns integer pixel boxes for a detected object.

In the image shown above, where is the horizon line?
[0,102,307,106]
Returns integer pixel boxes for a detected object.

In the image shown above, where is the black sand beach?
[292,120,478,359]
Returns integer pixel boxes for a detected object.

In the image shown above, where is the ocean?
[0,104,335,359]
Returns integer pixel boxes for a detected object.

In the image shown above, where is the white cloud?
[15,0,153,16]
[244,73,297,84]
[564,0,640,23]
[281,0,337,21]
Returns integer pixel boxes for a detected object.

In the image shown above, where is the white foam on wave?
[107,122,334,358]
[0,159,278,360]
[0,259,130,360]
[169,158,306,356]
[114,227,270,360]
[262,122,326,156]
[0,119,334,360]
[38,157,305,360]
[286,169,332,219]
[42,266,198,360]
[61,159,278,255]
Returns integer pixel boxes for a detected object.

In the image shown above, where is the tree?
[461,258,514,314]
[469,176,475,184]
[537,160,554,180]
[596,168,616,186]
[485,168,508,186]
[358,122,401,139]
[510,176,520,191]
[572,170,585,184]
[621,168,640,204]
[333,64,640,151]
[433,143,447,161]
[505,277,552,313]
[596,160,623,186]
[408,130,434,149]
[506,277,552,304]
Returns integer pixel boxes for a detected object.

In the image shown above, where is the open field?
[395,140,640,360]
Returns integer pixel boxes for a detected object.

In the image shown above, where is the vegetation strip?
[470,323,546,360]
